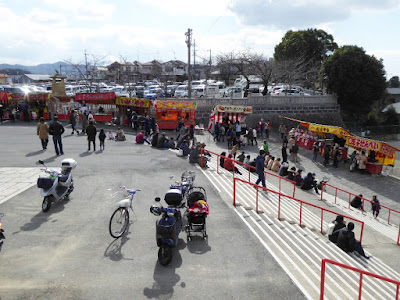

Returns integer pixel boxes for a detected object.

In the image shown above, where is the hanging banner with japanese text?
[115,97,151,107]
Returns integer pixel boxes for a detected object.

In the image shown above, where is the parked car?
[272,89,304,96]
[166,85,178,97]
[174,85,188,98]
[144,88,165,100]
[223,87,243,98]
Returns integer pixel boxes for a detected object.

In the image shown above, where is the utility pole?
[193,39,196,80]
[185,28,192,98]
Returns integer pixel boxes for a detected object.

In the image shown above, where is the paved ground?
[0,120,305,300]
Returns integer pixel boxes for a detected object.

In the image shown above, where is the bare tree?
[272,55,308,92]
[243,53,273,95]
[64,52,108,92]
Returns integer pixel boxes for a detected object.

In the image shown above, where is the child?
[108,130,115,140]
[99,129,106,150]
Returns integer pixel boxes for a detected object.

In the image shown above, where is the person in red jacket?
[223,154,242,175]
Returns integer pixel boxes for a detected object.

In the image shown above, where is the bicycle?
[109,187,141,239]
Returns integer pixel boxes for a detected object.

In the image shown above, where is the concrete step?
[201,159,400,299]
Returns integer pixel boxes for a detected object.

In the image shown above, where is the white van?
[174,85,188,97]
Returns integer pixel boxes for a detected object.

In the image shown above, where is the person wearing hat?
[337,222,370,259]
[294,169,303,187]
[156,132,167,148]
[328,215,346,243]
[48,115,65,155]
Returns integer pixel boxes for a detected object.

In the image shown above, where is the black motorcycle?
[150,189,184,265]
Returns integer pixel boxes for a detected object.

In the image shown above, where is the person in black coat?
[151,133,158,147]
[282,143,288,163]
[86,121,97,151]
[350,194,363,210]
[156,132,167,148]
[220,152,226,168]
[328,215,346,243]
[337,222,370,259]
[301,172,319,194]
[48,115,65,156]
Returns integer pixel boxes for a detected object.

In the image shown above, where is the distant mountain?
[0,61,69,75]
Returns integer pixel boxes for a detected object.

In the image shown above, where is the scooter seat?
[58,174,69,183]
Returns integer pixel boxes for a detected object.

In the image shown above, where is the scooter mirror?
[155,197,161,202]
[38,160,44,165]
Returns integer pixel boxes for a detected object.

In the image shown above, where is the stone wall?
[194,94,345,129]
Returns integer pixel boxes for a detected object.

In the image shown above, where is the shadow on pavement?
[26,150,45,157]
[186,236,211,254]
[12,200,66,234]
[104,223,133,261]
[143,239,186,299]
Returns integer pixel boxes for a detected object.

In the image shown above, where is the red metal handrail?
[321,182,400,225]
[233,177,365,242]
[320,258,400,300]
[320,182,400,245]
[202,148,297,198]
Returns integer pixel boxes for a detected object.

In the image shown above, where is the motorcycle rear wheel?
[42,196,52,212]
[158,245,172,265]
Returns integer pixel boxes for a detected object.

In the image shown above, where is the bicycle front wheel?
[109,207,129,238]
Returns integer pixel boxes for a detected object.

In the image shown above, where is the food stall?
[282,116,400,173]
[115,97,151,125]
[75,92,116,122]
[154,100,196,130]
[208,104,253,130]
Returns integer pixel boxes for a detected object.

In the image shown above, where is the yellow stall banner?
[115,97,150,107]
[308,124,353,138]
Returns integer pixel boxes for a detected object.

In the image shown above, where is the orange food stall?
[115,97,151,125]
[154,100,196,130]
[74,92,116,122]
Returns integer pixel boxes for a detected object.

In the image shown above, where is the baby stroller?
[185,186,209,241]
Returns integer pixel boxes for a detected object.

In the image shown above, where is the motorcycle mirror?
[155,197,161,202]
[38,160,44,165]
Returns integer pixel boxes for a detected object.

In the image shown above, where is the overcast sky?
[1,0,399,78]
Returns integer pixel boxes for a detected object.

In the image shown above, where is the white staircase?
[200,157,400,299]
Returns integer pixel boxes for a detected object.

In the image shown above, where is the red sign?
[75,92,116,101]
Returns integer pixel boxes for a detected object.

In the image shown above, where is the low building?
[19,74,52,84]
[0,74,10,84]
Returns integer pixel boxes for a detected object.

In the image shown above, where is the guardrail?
[200,148,297,198]
[320,182,400,245]
[233,177,365,242]
[320,258,400,300]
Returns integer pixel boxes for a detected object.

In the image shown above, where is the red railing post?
[360,222,364,244]
[397,223,400,245]
[358,273,363,300]
[200,148,203,168]
[362,198,365,214]
[293,184,296,198]
[233,177,236,206]
[321,210,323,233]
[388,209,391,225]
[396,284,399,300]
[248,168,251,182]
[217,154,219,174]
[279,177,282,194]
[320,259,326,300]
[256,186,259,210]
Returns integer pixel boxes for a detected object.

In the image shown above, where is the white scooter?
[37,159,77,212]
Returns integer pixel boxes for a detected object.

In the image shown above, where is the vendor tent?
[281,116,400,166]
[208,104,252,130]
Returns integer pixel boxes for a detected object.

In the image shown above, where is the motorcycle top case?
[37,177,54,189]
[164,189,183,206]
[156,217,176,239]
